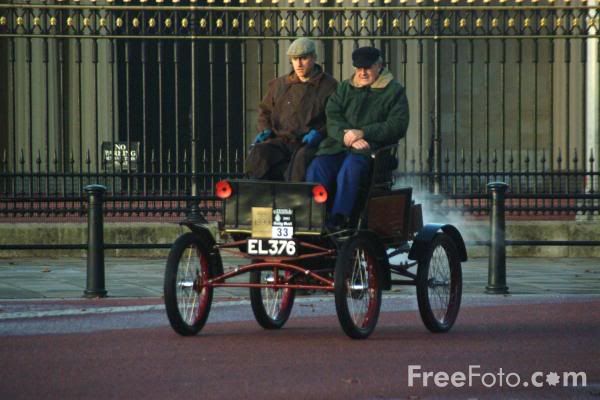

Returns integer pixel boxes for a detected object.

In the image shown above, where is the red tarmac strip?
[1,300,599,399]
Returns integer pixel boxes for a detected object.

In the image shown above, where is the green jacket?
[316,69,409,156]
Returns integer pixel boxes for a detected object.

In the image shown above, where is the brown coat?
[257,64,338,142]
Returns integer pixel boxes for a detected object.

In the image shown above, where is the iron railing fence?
[1,1,599,221]
[2,144,598,219]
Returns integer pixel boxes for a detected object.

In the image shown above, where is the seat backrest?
[369,144,399,192]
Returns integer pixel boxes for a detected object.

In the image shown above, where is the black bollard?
[84,184,108,298]
[486,182,509,294]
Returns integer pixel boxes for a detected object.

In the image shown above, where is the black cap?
[352,47,381,68]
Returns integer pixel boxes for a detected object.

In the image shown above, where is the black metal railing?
[1,1,599,221]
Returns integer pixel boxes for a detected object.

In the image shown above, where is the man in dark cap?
[306,46,409,229]
[245,37,338,181]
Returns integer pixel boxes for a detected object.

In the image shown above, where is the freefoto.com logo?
[408,365,587,388]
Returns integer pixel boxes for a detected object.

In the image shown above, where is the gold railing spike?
[148,18,156,28]
[425,18,432,28]
[217,19,223,28]
[459,18,466,28]
[476,18,483,28]
[132,18,140,28]
[360,19,367,28]
[99,17,107,27]
[264,19,271,29]
[491,18,498,28]
[392,19,399,28]
[233,18,239,28]
[312,19,319,28]
[164,18,171,28]
[443,18,450,28]
[540,17,547,27]
[280,19,287,28]
[0,16,8,26]
[33,17,41,26]
[508,18,515,28]
[248,18,255,29]
[16,16,24,26]
[296,20,303,28]
[199,18,207,28]
[572,17,579,27]
[50,16,57,26]
[524,17,530,28]
[328,18,335,29]
[377,18,384,28]
[83,17,90,27]
[344,19,351,28]
[66,16,73,27]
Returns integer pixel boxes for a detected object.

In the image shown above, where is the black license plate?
[247,239,297,256]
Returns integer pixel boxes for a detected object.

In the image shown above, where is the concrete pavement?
[0,256,599,300]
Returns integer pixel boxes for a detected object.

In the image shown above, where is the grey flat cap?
[286,37,316,57]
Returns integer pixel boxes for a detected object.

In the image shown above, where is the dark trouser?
[245,138,316,182]
[305,152,371,217]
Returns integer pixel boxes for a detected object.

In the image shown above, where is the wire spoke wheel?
[416,233,462,333]
[250,269,295,329]
[335,234,382,339]
[164,232,216,336]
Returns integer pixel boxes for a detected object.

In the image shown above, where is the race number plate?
[272,208,294,239]
[247,239,297,256]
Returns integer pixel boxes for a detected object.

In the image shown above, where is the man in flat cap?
[306,46,409,229]
[245,37,338,181]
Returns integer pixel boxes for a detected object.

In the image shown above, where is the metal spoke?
[428,245,451,323]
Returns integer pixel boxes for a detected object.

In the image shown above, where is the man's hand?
[350,138,370,150]
[253,129,273,144]
[301,129,322,147]
[343,129,364,147]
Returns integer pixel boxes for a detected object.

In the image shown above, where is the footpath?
[0,256,599,300]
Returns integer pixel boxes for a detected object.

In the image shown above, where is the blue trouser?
[306,152,371,218]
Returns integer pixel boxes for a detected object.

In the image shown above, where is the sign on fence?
[101,142,140,171]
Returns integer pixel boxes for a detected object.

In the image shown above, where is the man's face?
[355,63,382,87]
[291,55,316,80]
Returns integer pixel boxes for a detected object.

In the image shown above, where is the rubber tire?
[416,233,463,333]
[164,232,214,336]
[250,270,296,329]
[334,234,382,339]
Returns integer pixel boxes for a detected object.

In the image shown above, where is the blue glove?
[301,129,322,147]
[253,129,273,144]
